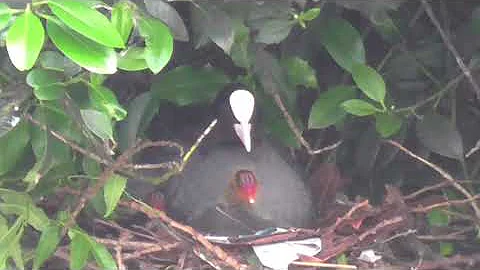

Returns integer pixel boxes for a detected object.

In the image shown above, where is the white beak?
[229,90,255,152]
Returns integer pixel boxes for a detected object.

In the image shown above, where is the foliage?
[0,0,479,268]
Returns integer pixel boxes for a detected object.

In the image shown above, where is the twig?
[64,140,158,234]
[385,140,480,223]
[122,199,246,270]
[421,0,480,99]
[25,113,110,166]
[417,226,474,241]
[271,92,342,155]
[412,194,480,213]
[115,233,126,270]
[123,242,182,261]
[291,261,357,269]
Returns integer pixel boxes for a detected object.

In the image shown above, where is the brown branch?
[412,194,480,213]
[122,242,182,261]
[421,0,480,99]
[25,113,110,166]
[122,200,246,270]
[385,140,480,223]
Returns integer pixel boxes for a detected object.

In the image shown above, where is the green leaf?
[90,241,117,269]
[281,57,318,89]
[69,232,91,270]
[319,17,365,72]
[0,189,50,231]
[416,113,464,159]
[0,121,30,176]
[103,174,127,217]
[427,209,450,227]
[143,0,189,41]
[10,239,24,270]
[80,109,113,140]
[117,47,148,71]
[46,20,117,74]
[342,99,380,116]
[0,3,13,31]
[6,7,45,71]
[439,242,454,257]
[256,19,293,44]
[301,8,321,21]
[111,1,134,44]
[137,16,173,74]
[48,0,124,48]
[375,113,402,138]
[33,223,61,270]
[308,85,357,129]
[38,51,82,77]
[194,3,234,53]
[69,230,117,270]
[26,68,65,100]
[117,92,159,151]
[31,102,80,160]
[351,63,386,103]
[88,85,127,121]
[151,66,230,106]
[229,23,251,69]
[0,216,24,270]
[263,97,300,148]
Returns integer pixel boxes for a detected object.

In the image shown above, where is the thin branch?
[385,140,480,222]
[421,0,480,99]
[271,92,342,155]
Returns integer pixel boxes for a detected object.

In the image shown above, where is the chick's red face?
[235,170,258,204]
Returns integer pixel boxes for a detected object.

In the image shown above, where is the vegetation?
[0,0,480,269]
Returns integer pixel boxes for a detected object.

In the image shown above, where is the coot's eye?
[235,170,257,188]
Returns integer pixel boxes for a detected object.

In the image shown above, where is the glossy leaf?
[375,113,402,138]
[26,69,65,100]
[6,7,44,71]
[117,47,148,71]
[199,3,234,53]
[352,63,386,103]
[308,85,356,129]
[144,0,189,41]
[31,103,79,161]
[117,92,159,151]
[257,19,293,44]
[137,16,173,74]
[0,3,12,31]
[33,223,61,270]
[48,0,124,48]
[47,20,117,74]
[319,17,365,72]
[281,57,318,89]
[111,1,134,44]
[151,66,229,106]
[103,174,127,217]
[38,51,81,77]
[0,121,29,176]
[80,109,113,140]
[416,113,464,159]
[89,85,127,121]
[342,99,380,116]
[69,233,90,270]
